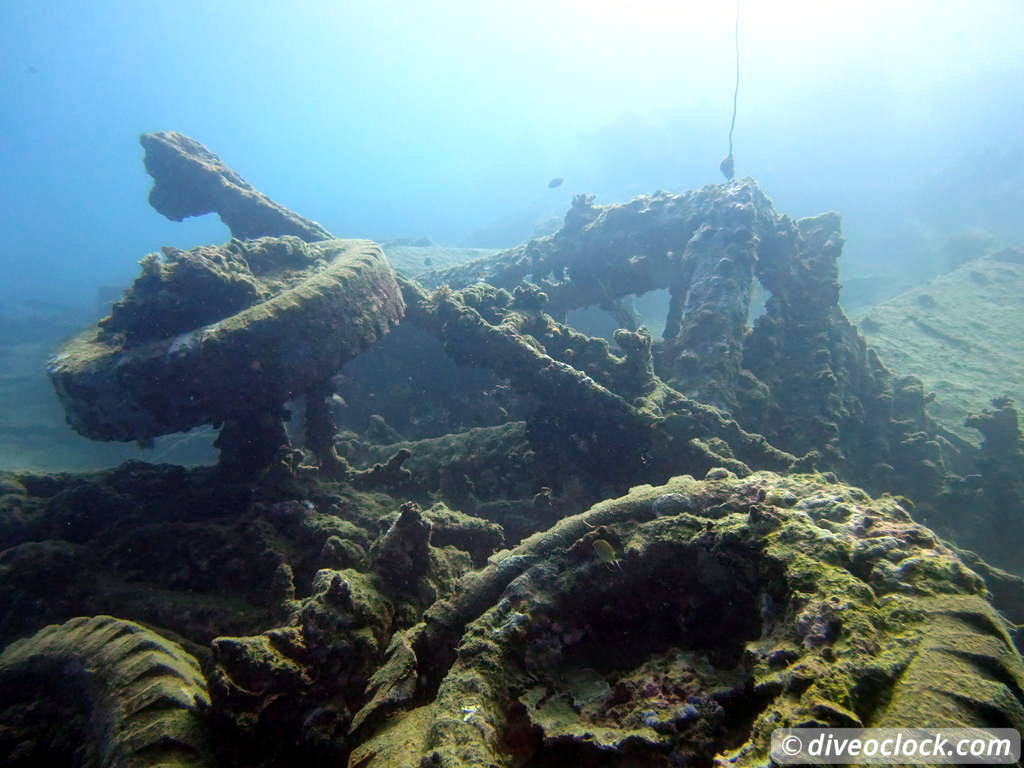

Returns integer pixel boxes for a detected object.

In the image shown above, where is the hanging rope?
[720,0,740,180]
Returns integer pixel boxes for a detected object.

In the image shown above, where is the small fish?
[547,177,564,188]
[592,539,621,569]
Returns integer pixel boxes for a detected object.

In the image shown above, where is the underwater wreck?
[0,131,1022,767]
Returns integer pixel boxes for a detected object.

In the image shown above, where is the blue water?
[3,0,1022,311]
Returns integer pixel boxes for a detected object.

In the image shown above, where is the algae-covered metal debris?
[0,615,213,767]
[49,237,404,475]
[351,471,1024,768]
[3,131,1020,767]
[140,130,333,242]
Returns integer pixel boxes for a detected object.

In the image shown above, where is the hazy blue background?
[3,0,1023,309]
